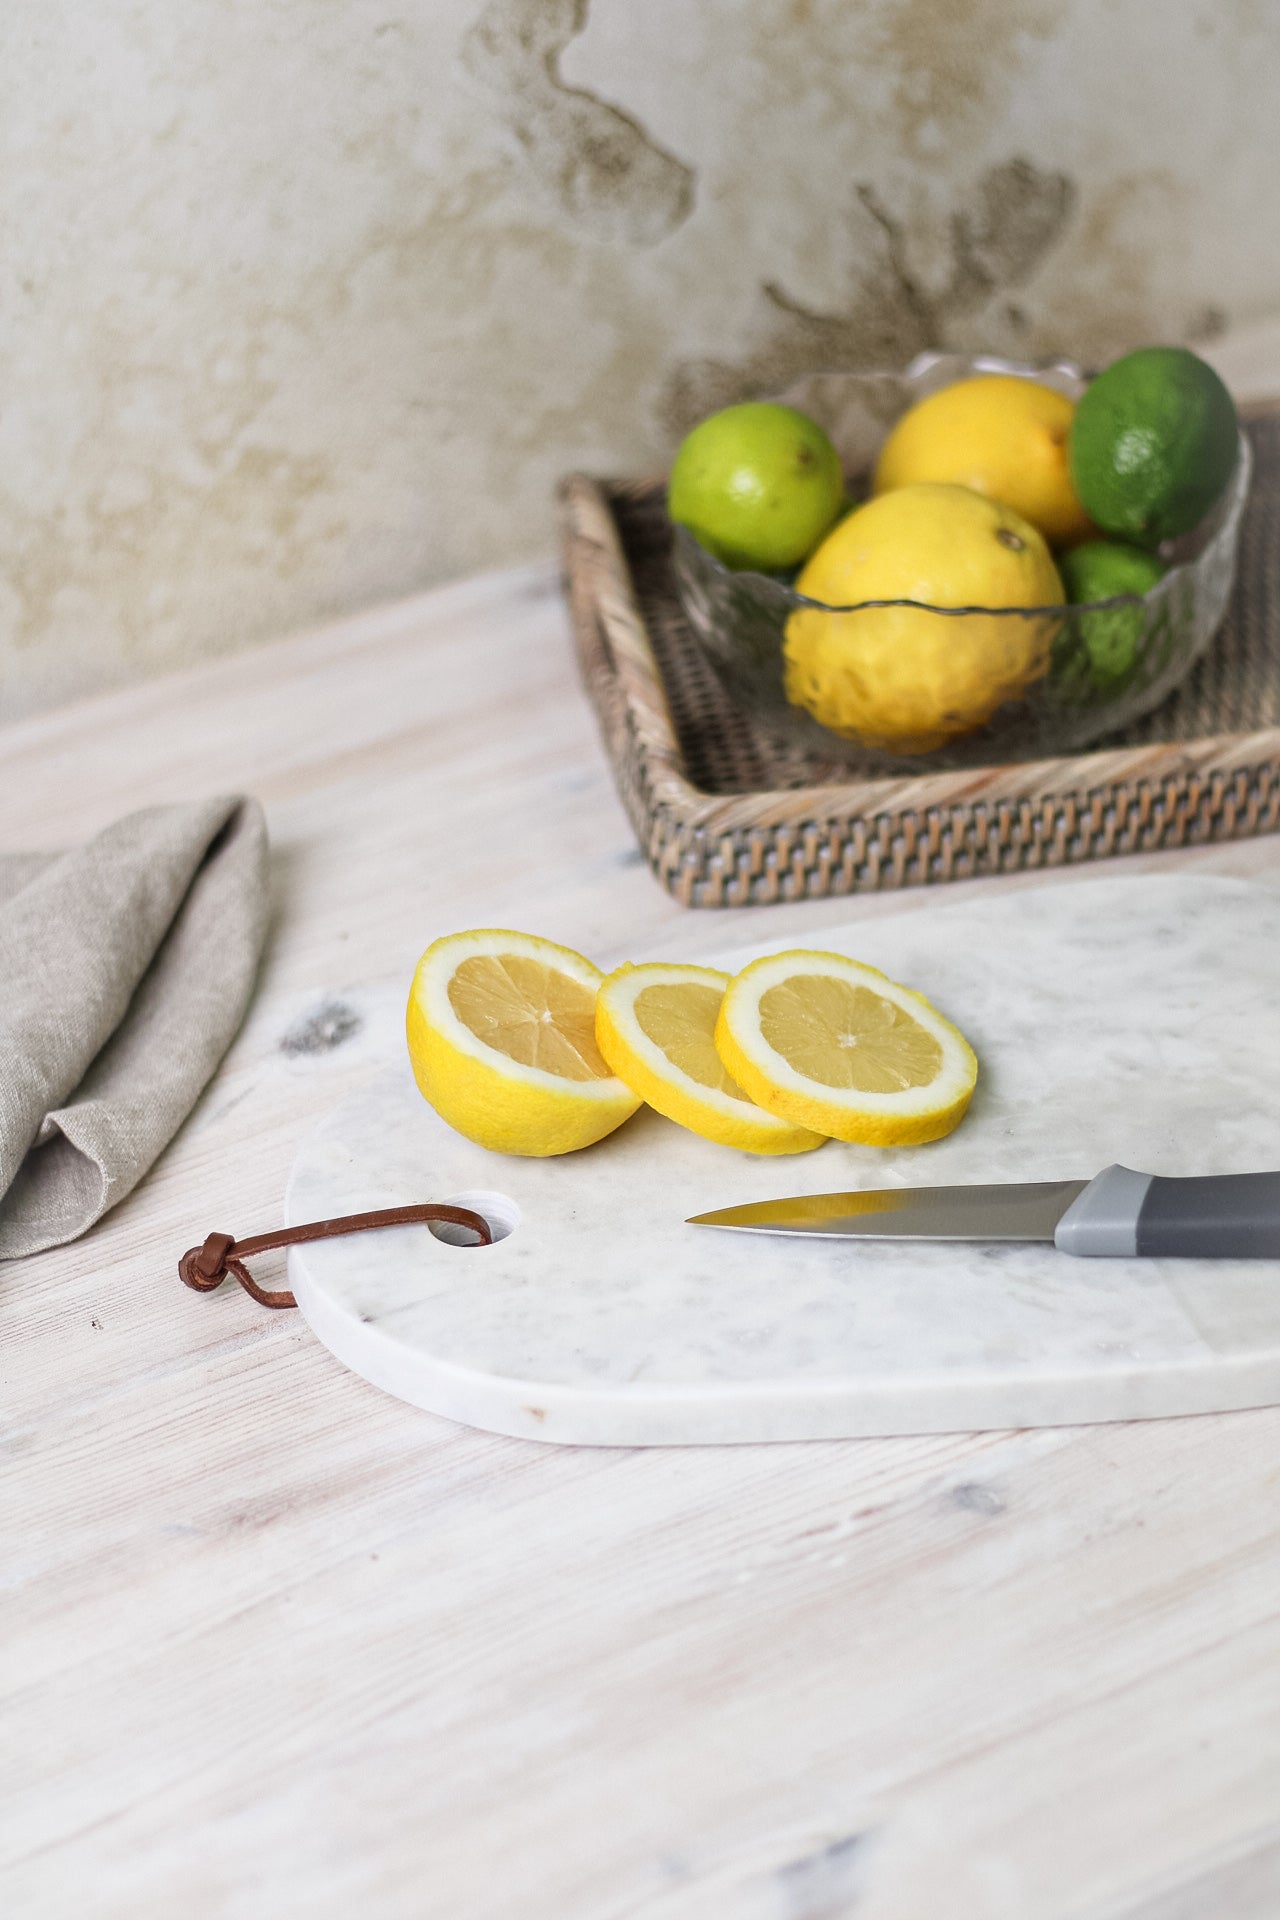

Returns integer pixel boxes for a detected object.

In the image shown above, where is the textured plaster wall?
[2,0,1279,716]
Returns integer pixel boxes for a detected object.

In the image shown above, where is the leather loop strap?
[178,1203,493,1309]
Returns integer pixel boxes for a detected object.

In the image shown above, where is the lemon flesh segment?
[448,954,609,1080]
[595,962,827,1155]
[407,929,641,1157]
[715,950,977,1146]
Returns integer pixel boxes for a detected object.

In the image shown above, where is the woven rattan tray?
[559,403,1280,908]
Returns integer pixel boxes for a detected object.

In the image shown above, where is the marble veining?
[285,874,1280,1443]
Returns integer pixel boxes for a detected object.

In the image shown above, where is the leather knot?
[179,1232,236,1290]
[178,1203,493,1310]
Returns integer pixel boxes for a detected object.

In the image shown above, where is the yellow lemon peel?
[596,962,827,1155]
[406,929,640,1156]
[714,948,978,1146]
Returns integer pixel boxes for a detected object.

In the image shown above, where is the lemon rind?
[596,963,827,1157]
[407,998,638,1156]
[409,928,635,1104]
[714,949,978,1147]
[405,928,640,1157]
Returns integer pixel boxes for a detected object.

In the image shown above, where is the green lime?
[1067,346,1238,546]
[668,402,845,571]
[1057,538,1166,691]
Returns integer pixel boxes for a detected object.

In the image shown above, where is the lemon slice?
[715,949,978,1145]
[406,929,641,1156]
[595,963,827,1156]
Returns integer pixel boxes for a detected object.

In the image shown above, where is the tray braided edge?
[558,411,1280,909]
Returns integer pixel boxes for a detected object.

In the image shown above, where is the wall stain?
[460,0,696,247]
[0,5,1263,721]
[1187,305,1228,344]
[0,302,340,677]
[661,157,1075,433]
[871,0,1058,157]
[1035,167,1193,367]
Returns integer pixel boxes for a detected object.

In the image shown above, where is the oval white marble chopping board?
[285,873,1280,1444]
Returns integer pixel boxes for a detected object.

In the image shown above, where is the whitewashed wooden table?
[4,563,1280,1919]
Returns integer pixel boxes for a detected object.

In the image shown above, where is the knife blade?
[687,1164,1280,1258]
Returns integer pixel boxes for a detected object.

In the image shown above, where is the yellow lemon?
[874,374,1094,548]
[595,962,827,1155]
[714,949,978,1146]
[784,482,1064,753]
[406,929,641,1156]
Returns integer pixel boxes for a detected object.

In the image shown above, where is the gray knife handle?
[1054,1165,1280,1258]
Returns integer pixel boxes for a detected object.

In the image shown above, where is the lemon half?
[714,949,978,1145]
[406,929,641,1156]
[596,962,827,1155]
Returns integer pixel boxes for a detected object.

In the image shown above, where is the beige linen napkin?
[0,796,269,1258]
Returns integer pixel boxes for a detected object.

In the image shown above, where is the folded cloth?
[0,796,269,1258]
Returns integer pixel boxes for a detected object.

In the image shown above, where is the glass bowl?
[670,353,1252,772]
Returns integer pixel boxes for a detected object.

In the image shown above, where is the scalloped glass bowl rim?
[672,387,1252,617]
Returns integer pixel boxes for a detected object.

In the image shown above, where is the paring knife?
[688,1165,1280,1258]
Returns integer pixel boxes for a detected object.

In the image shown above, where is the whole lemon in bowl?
[873,373,1093,548]
[784,483,1064,754]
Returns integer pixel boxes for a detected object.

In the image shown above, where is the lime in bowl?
[670,354,1252,773]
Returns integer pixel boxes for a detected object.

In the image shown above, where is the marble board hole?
[428,1190,520,1248]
